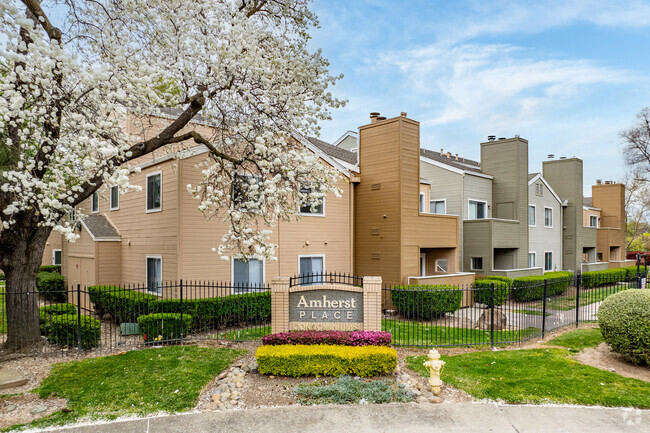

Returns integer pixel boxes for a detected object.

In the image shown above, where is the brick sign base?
[271,276,382,333]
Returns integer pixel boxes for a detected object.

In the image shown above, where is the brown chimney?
[400,112,407,118]
[370,112,380,124]
[446,152,451,158]
[596,179,602,185]
[376,116,386,121]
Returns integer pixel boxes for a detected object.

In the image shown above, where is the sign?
[289,290,363,323]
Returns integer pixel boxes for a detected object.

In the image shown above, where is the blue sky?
[309,0,650,193]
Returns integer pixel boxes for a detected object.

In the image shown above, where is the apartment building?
[528,173,564,272]
[585,180,627,264]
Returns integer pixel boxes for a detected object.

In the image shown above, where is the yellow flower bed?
[255,344,397,377]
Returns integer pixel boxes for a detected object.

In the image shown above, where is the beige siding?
[96,242,122,285]
[528,179,563,271]
[42,232,63,267]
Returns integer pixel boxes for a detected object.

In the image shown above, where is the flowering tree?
[0,0,343,350]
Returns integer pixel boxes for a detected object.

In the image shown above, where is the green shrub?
[474,277,511,307]
[598,289,650,365]
[39,304,77,335]
[39,265,61,274]
[88,285,157,323]
[511,272,573,302]
[36,271,67,302]
[391,285,462,320]
[622,266,644,280]
[48,314,101,349]
[294,376,412,404]
[581,268,627,288]
[0,273,5,281]
[137,313,193,343]
[256,344,397,377]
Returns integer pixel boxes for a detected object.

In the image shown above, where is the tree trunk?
[1,215,53,352]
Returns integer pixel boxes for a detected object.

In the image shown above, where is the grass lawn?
[545,327,604,351]
[215,325,271,341]
[0,283,6,334]
[407,331,650,408]
[529,284,629,311]
[8,345,244,431]
[382,319,539,347]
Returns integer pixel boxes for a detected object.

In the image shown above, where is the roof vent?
[455,153,459,161]
[370,112,380,124]
[498,137,506,140]
[376,116,386,121]
[559,156,567,160]
[547,154,555,159]
[400,112,407,118]
[440,148,444,156]
[605,180,611,184]
[596,179,602,185]
[487,135,496,141]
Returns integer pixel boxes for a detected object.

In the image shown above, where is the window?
[146,172,162,212]
[419,193,425,213]
[436,259,448,273]
[110,186,119,210]
[544,252,553,271]
[68,208,76,222]
[528,205,536,226]
[53,249,61,266]
[535,183,543,196]
[91,192,99,213]
[233,258,264,290]
[232,173,262,212]
[544,207,553,227]
[471,257,483,270]
[146,256,162,293]
[299,255,324,284]
[590,215,598,228]
[468,200,486,219]
[299,187,324,216]
[528,252,536,268]
[430,200,446,215]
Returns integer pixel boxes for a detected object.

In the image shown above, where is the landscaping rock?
[477,308,507,331]
[0,369,29,390]
[30,406,48,415]
[5,405,17,412]
[416,396,429,404]
[429,396,443,404]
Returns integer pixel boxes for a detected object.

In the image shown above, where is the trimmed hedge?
[510,271,573,302]
[262,331,392,347]
[598,289,650,365]
[623,266,642,279]
[256,344,397,377]
[474,278,510,307]
[39,265,61,274]
[36,271,67,302]
[88,286,158,323]
[391,285,462,320]
[48,314,101,349]
[39,303,77,335]
[137,313,192,343]
[581,268,627,288]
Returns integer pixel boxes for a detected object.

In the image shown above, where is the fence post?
[542,279,548,339]
[575,274,581,327]
[179,279,184,344]
[490,282,495,349]
[77,284,82,350]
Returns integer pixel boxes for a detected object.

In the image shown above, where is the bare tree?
[621,108,650,182]
[624,175,650,252]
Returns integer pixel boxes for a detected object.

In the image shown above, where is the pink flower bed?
[261,330,392,346]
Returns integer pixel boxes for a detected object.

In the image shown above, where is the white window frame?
[91,192,99,213]
[110,186,119,211]
[544,207,553,228]
[470,257,483,271]
[230,257,266,293]
[419,193,425,213]
[468,199,487,220]
[145,255,163,295]
[298,254,326,284]
[52,249,62,266]
[528,204,536,227]
[146,171,163,213]
[299,187,326,217]
[420,253,426,276]
[436,258,448,273]
[429,198,446,215]
[544,251,553,271]
[528,252,536,268]
[589,215,598,228]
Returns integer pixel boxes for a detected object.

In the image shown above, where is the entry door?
[420,253,427,276]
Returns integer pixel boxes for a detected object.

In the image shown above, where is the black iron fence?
[289,272,363,287]
[0,280,271,357]
[1,270,645,357]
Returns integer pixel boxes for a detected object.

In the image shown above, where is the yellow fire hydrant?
[423,348,445,396]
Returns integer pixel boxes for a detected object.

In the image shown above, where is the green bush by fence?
[39,304,77,335]
[256,344,397,377]
[510,272,573,302]
[39,265,61,274]
[88,286,158,323]
[391,285,462,320]
[36,271,67,302]
[137,313,193,342]
[581,268,627,288]
[598,289,650,365]
[474,278,510,307]
[48,314,101,349]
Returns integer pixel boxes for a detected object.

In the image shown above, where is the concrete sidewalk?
[38,403,649,433]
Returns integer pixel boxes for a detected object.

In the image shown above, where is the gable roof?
[528,173,564,204]
[307,137,358,165]
[332,130,358,147]
[80,214,121,241]
[419,148,482,173]
[528,173,539,181]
